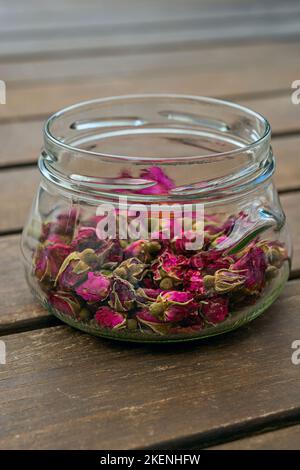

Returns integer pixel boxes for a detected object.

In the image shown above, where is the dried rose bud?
[109,277,136,312]
[201,296,229,324]
[113,258,146,286]
[35,243,71,283]
[152,249,187,285]
[95,306,126,329]
[149,290,197,322]
[71,227,100,251]
[159,277,176,290]
[75,272,110,303]
[55,248,98,289]
[230,246,267,293]
[136,309,171,335]
[183,269,205,294]
[124,240,147,259]
[265,265,279,280]
[136,287,162,307]
[164,304,197,322]
[96,239,124,268]
[41,208,78,242]
[213,269,246,293]
[48,291,82,318]
[259,241,288,268]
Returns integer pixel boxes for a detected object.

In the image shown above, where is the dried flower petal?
[35,243,71,283]
[213,269,246,293]
[231,246,267,292]
[113,257,146,286]
[201,296,229,324]
[71,227,100,251]
[149,290,197,322]
[95,306,126,329]
[183,269,205,294]
[55,248,98,289]
[136,309,171,335]
[76,272,110,302]
[49,291,81,317]
[109,277,136,312]
[96,239,124,267]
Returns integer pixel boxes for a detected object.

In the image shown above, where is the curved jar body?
[21,95,292,342]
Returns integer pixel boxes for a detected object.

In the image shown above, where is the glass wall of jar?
[21,95,292,342]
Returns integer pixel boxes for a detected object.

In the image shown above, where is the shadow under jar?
[21,94,292,342]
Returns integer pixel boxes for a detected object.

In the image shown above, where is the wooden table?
[1,0,300,450]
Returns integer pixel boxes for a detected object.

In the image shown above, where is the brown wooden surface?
[1,280,300,450]
[1,0,300,450]
[210,424,300,449]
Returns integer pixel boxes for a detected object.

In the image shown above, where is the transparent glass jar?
[21,94,292,342]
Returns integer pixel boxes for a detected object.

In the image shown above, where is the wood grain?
[1,1,298,34]
[2,16,300,61]
[0,278,300,449]
[210,424,300,449]
[0,235,51,330]
[0,40,299,94]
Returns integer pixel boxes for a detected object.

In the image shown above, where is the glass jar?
[21,94,292,342]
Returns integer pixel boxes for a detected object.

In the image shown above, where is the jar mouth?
[41,94,273,201]
[44,93,270,162]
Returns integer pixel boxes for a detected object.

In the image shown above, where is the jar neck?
[41,94,272,203]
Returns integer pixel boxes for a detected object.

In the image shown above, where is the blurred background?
[1,0,300,231]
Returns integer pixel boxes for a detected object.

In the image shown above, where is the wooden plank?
[0,167,40,233]
[0,120,43,167]
[0,41,299,92]
[273,136,300,192]
[1,278,300,449]
[0,234,50,330]
[1,1,299,34]
[210,424,300,449]
[0,188,299,328]
[2,16,300,60]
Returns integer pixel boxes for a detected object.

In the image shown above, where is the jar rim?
[44,93,271,162]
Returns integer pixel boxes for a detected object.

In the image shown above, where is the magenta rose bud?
[231,246,267,292]
[71,227,100,251]
[76,272,111,302]
[48,291,82,317]
[202,296,229,324]
[109,277,136,312]
[95,306,125,329]
[183,269,205,294]
[35,243,71,283]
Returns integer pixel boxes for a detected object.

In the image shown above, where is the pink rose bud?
[95,306,125,329]
[76,272,111,302]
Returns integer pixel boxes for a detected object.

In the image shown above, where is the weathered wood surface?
[210,424,300,449]
[1,0,300,450]
[1,279,300,449]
